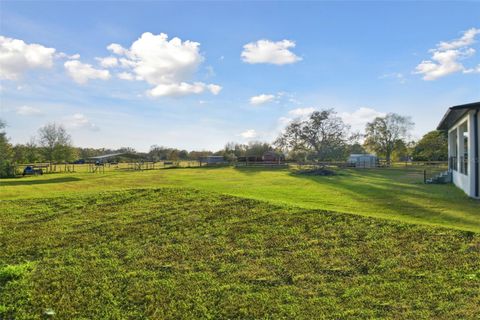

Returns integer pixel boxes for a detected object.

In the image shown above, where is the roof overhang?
[437,102,480,131]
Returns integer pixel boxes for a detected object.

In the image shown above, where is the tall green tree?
[223,142,247,158]
[364,113,414,163]
[245,141,273,156]
[24,139,42,163]
[12,144,28,164]
[188,150,213,160]
[412,130,448,161]
[76,147,107,159]
[221,142,274,159]
[0,119,14,177]
[149,145,190,161]
[348,143,366,155]
[391,139,412,162]
[38,123,75,162]
[11,139,41,163]
[275,109,350,161]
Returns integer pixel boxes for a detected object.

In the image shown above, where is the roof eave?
[437,102,480,131]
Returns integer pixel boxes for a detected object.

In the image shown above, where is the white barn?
[437,102,480,199]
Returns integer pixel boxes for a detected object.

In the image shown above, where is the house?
[347,154,377,168]
[437,102,479,199]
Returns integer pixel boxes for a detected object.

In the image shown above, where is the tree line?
[274,109,446,163]
[0,109,448,177]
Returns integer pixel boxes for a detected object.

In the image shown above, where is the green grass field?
[1,166,479,231]
[1,167,480,319]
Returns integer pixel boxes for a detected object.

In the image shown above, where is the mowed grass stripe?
[1,167,479,232]
[1,188,479,319]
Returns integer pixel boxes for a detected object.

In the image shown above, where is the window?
[449,130,458,171]
[460,122,468,175]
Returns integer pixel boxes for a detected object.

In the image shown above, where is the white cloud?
[438,28,480,50]
[240,129,257,139]
[0,35,56,80]
[207,84,222,95]
[276,91,301,105]
[107,43,128,55]
[148,82,221,97]
[250,94,275,105]
[249,92,298,105]
[129,32,202,83]
[414,28,480,80]
[64,113,99,130]
[119,58,136,69]
[464,64,480,74]
[96,56,118,68]
[289,107,316,117]
[241,39,301,65]
[340,107,385,132]
[415,48,474,80]
[16,105,43,116]
[56,52,80,60]
[108,32,221,97]
[117,72,135,80]
[64,60,110,84]
[278,107,317,125]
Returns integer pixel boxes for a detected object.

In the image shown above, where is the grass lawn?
[1,166,479,232]
[1,188,479,319]
[1,167,480,318]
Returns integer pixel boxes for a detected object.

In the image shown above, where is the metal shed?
[348,154,378,168]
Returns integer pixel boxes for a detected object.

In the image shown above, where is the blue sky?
[1,1,479,151]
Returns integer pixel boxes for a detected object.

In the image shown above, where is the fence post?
[424,169,426,184]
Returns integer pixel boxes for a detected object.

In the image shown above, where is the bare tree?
[38,123,74,162]
[364,113,414,163]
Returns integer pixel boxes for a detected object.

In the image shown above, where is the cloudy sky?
[1,1,479,151]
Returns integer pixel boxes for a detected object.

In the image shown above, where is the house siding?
[448,111,480,198]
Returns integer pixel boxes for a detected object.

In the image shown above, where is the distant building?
[236,151,285,166]
[262,151,284,163]
[348,154,378,168]
[200,156,227,165]
[437,102,479,199]
[237,156,262,162]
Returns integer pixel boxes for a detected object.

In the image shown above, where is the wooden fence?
[10,160,449,176]
[12,160,204,175]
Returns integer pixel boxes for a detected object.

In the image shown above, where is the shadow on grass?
[290,169,480,231]
[171,165,231,170]
[0,176,81,186]
[233,166,290,176]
